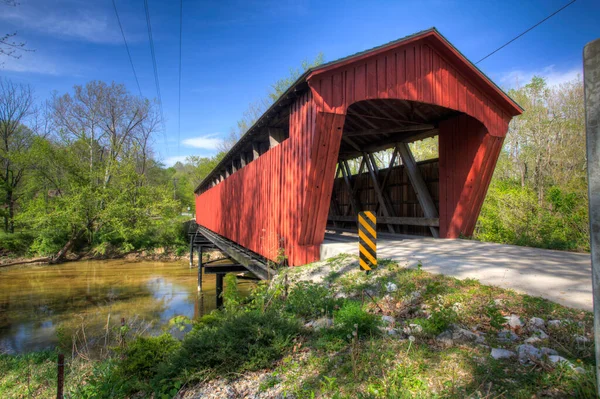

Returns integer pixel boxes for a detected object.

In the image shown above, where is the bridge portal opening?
[327,99,463,238]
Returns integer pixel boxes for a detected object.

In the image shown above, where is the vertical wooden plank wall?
[196,32,519,267]
[195,92,322,266]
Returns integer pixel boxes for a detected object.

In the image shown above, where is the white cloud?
[1,51,60,75]
[163,156,189,167]
[182,134,222,150]
[0,0,132,44]
[498,65,582,89]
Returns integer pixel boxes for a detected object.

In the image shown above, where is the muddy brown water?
[0,259,255,354]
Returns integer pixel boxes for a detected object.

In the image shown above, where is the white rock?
[548,355,571,365]
[493,298,505,306]
[525,336,541,344]
[311,317,333,330]
[409,291,422,301]
[548,320,563,328]
[436,330,453,347]
[541,347,559,356]
[517,344,542,364]
[574,367,586,374]
[505,314,523,329]
[452,328,480,343]
[409,323,423,334]
[385,282,398,292]
[575,335,590,344]
[491,348,516,359]
[381,315,395,325]
[527,317,545,331]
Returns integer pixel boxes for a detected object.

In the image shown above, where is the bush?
[285,281,341,319]
[475,181,589,252]
[0,231,35,256]
[155,309,300,386]
[118,334,180,381]
[333,301,380,339]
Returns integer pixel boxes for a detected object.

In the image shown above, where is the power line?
[143,0,167,145]
[178,0,183,156]
[476,0,577,64]
[111,0,142,97]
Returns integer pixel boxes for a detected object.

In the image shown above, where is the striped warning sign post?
[358,211,377,272]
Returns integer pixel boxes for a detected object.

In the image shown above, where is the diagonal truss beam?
[396,142,440,237]
[363,152,395,233]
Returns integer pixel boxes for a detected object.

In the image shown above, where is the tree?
[0,78,34,232]
[1,1,31,64]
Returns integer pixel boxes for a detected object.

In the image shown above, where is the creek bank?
[0,247,197,269]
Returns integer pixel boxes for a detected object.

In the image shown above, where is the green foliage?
[155,309,301,386]
[285,281,340,319]
[411,306,458,336]
[0,230,34,256]
[333,301,380,340]
[223,273,242,312]
[475,180,589,251]
[118,334,180,382]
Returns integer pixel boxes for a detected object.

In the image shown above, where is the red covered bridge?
[193,28,522,271]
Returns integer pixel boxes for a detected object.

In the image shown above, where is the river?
[0,259,255,355]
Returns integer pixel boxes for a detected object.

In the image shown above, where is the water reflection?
[0,259,254,354]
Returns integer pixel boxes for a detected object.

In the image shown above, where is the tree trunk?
[50,228,86,264]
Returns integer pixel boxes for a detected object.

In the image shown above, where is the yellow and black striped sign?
[358,211,377,271]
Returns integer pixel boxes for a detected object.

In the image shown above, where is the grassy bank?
[1,254,596,398]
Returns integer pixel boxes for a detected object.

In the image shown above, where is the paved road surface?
[321,231,592,311]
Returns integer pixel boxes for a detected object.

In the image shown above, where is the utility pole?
[584,38,600,395]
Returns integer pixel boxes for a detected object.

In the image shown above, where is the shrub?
[285,281,340,319]
[333,301,380,339]
[0,231,35,256]
[118,334,180,381]
[155,309,301,385]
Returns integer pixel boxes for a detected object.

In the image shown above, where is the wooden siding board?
[196,34,517,266]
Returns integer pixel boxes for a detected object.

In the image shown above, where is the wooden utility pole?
[584,37,600,395]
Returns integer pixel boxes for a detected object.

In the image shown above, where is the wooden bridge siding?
[195,91,322,266]
[308,39,512,137]
[329,159,439,236]
[196,33,518,267]
[305,37,514,245]
[438,114,504,238]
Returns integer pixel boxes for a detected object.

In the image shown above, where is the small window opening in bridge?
[408,136,439,162]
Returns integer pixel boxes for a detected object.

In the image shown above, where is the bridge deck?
[321,230,592,311]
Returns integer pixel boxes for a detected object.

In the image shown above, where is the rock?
[517,344,542,364]
[494,298,505,306]
[575,335,589,344]
[409,323,423,334]
[381,315,395,325]
[452,328,480,343]
[409,291,422,302]
[310,317,333,330]
[548,320,563,328]
[436,330,454,347]
[525,336,541,344]
[548,355,571,365]
[491,348,516,360]
[385,282,398,292]
[541,347,559,356]
[527,317,545,331]
[497,329,519,342]
[574,367,586,374]
[505,314,523,329]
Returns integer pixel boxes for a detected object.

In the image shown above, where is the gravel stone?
[517,344,542,364]
[491,348,516,359]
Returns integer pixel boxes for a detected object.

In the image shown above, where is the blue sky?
[1,0,598,166]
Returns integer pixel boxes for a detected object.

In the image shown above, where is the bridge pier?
[197,245,203,293]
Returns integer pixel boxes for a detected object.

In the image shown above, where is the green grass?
[1,257,597,398]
